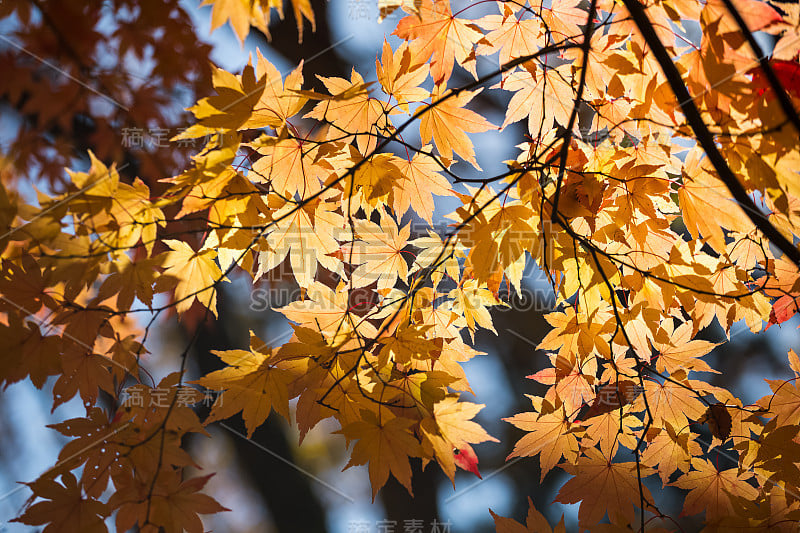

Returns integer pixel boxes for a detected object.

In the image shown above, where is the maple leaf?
[409,230,462,288]
[393,0,482,86]
[421,396,496,481]
[529,357,596,419]
[640,423,702,483]
[256,199,343,287]
[286,0,315,43]
[451,193,536,287]
[453,444,482,478]
[339,412,422,499]
[750,424,800,489]
[121,375,207,439]
[376,40,430,112]
[679,147,754,251]
[749,59,800,102]
[532,0,587,41]
[392,149,454,224]
[703,0,784,34]
[350,151,406,207]
[155,239,226,316]
[556,447,653,529]
[203,0,263,43]
[672,458,758,523]
[420,88,494,169]
[47,408,135,498]
[0,317,60,389]
[635,377,707,430]
[652,321,720,375]
[203,0,314,43]
[178,63,265,136]
[276,282,376,337]
[581,379,639,418]
[52,344,116,411]
[110,471,229,533]
[495,64,576,134]
[698,402,733,440]
[491,497,566,533]
[720,489,800,532]
[448,279,502,338]
[477,4,543,66]
[13,473,108,533]
[434,395,497,448]
[95,254,161,310]
[304,69,391,154]
[249,135,331,197]
[789,349,800,378]
[341,217,410,291]
[378,323,441,366]
[768,293,800,328]
[169,160,242,218]
[0,254,57,314]
[505,404,582,480]
[760,378,800,426]
[245,52,307,129]
[193,340,292,437]
[582,409,642,456]
[109,417,203,486]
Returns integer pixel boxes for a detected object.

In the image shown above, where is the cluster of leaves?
[2,0,800,531]
[0,0,214,185]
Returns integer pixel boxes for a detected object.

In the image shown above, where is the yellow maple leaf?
[157,240,226,316]
[392,148,454,224]
[244,52,307,128]
[249,135,331,199]
[680,147,753,252]
[339,413,422,500]
[202,0,314,43]
[304,69,391,155]
[177,63,264,137]
[341,217,410,291]
[277,281,379,341]
[432,395,497,449]
[194,341,292,437]
[376,40,430,112]
[256,200,343,288]
[448,279,502,338]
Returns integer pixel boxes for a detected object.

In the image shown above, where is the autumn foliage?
[2,0,800,531]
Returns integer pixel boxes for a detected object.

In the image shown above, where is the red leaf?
[454,444,482,479]
[766,294,800,329]
[749,60,800,101]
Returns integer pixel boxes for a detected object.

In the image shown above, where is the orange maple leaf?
[672,458,758,522]
[393,0,482,86]
[420,88,494,169]
[505,405,582,480]
[556,447,653,529]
